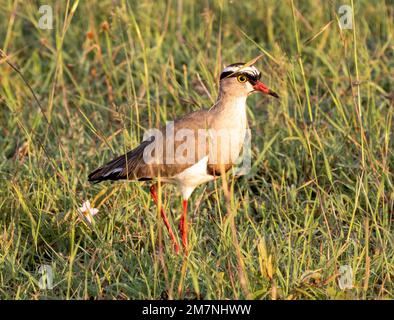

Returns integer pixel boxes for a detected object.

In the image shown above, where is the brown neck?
[212,88,248,113]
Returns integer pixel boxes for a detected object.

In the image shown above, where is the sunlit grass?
[0,0,393,299]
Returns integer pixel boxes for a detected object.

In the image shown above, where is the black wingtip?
[88,168,105,183]
[88,166,125,183]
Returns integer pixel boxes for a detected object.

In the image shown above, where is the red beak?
[253,81,279,98]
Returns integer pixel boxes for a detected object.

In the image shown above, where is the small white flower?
[77,200,98,224]
[338,265,353,290]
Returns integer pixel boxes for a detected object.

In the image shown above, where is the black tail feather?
[88,139,153,183]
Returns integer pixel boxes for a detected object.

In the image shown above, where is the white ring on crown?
[221,65,260,78]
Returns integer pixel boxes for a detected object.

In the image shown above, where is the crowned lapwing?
[88,60,279,254]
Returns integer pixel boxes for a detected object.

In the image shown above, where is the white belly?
[169,156,214,199]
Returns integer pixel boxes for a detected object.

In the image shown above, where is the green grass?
[0,0,393,299]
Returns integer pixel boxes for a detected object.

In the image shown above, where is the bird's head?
[219,62,279,98]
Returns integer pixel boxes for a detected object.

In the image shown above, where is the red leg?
[179,199,188,254]
[150,184,179,254]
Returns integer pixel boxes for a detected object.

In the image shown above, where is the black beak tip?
[269,90,280,99]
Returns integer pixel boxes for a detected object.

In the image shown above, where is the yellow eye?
[237,75,247,83]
